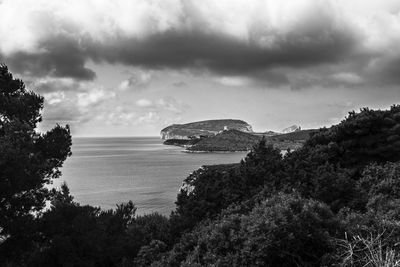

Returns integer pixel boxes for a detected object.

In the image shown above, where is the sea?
[54,137,248,216]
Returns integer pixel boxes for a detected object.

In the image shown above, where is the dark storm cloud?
[2,25,357,87]
[1,36,96,81]
[2,0,399,89]
[0,0,360,87]
[90,28,357,79]
[365,55,400,86]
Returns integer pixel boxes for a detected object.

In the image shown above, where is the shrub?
[357,162,400,217]
[157,193,341,267]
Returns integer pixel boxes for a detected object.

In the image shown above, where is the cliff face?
[160,119,253,140]
[281,125,301,134]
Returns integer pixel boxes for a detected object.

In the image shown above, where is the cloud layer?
[1,0,400,135]
[1,0,400,87]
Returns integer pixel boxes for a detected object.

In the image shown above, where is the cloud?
[215,76,251,87]
[43,91,66,105]
[77,89,115,109]
[1,36,96,80]
[90,24,356,77]
[118,69,152,91]
[28,77,83,94]
[157,96,188,114]
[136,99,154,108]
[330,73,363,85]
[136,112,161,125]
[1,0,400,88]
[36,77,116,130]
[172,81,187,87]
[104,107,137,126]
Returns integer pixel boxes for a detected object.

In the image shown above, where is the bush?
[332,232,400,266]
[304,106,400,169]
[157,194,341,267]
[282,106,400,212]
[357,162,400,217]
[333,208,400,266]
[128,212,172,249]
[28,198,138,267]
[172,140,285,234]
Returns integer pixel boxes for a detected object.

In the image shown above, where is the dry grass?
[334,232,400,266]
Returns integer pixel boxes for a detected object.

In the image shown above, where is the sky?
[1,0,400,137]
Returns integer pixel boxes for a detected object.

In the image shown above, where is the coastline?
[182,149,251,154]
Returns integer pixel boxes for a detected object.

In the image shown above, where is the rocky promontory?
[160,119,253,140]
[161,119,314,152]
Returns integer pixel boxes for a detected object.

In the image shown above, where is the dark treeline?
[2,64,400,266]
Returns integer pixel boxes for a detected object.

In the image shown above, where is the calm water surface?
[55,137,247,215]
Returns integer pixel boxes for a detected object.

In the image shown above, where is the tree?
[29,200,138,267]
[357,162,400,217]
[156,194,341,267]
[304,106,400,169]
[172,138,286,235]
[281,106,400,212]
[0,64,72,261]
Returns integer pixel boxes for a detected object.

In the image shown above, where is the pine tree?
[0,64,72,260]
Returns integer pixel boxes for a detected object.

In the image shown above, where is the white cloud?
[215,76,250,87]
[136,98,153,108]
[331,73,363,85]
[118,69,152,91]
[157,97,188,114]
[0,0,183,55]
[43,91,65,105]
[77,88,115,109]
[136,111,160,124]
[1,0,398,55]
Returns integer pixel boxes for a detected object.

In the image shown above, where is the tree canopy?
[0,64,72,261]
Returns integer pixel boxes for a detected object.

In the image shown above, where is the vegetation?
[185,129,307,152]
[3,64,400,266]
[156,194,341,267]
[186,129,261,151]
[0,64,72,262]
[270,129,318,141]
[160,119,252,140]
[163,139,199,147]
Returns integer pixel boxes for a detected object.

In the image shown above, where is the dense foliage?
[187,129,262,151]
[0,64,72,262]
[2,64,400,266]
[156,194,341,267]
[166,105,400,266]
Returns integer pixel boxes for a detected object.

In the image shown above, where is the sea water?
[55,137,248,215]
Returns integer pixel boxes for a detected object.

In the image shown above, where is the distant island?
[160,119,253,140]
[160,119,316,152]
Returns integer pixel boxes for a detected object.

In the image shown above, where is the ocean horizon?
[55,136,248,215]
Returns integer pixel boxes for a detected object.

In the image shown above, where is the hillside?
[268,129,318,141]
[160,119,253,140]
[187,129,261,152]
[186,129,316,152]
